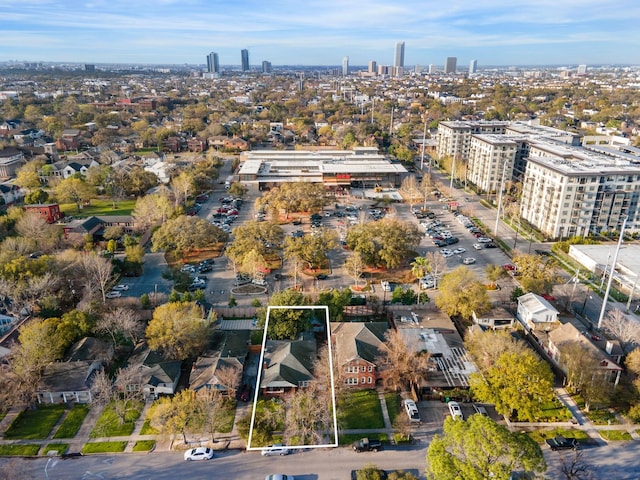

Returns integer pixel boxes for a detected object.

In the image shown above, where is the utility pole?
[598,216,628,329]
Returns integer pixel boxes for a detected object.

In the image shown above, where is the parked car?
[380,280,391,292]
[546,435,579,451]
[352,437,382,452]
[473,404,489,417]
[472,243,483,250]
[105,291,122,299]
[477,236,492,243]
[238,384,252,402]
[265,475,295,480]
[448,401,464,420]
[453,247,466,254]
[403,399,421,423]
[112,284,129,291]
[315,274,328,280]
[484,243,498,248]
[184,447,213,461]
[261,444,290,456]
[462,257,476,265]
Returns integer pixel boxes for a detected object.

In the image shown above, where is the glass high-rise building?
[342,56,349,76]
[394,41,405,68]
[206,52,219,74]
[469,59,478,74]
[241,49,250,71]
[445,56,457,74]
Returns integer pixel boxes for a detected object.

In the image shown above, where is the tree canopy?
[151,216,227,257]
[434,266,491,319]
[426,415,546,480]
[260,289,312,340]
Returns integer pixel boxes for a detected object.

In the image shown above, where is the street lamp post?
[598,216,628,330]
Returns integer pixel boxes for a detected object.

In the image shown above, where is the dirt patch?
[231,284,267,295]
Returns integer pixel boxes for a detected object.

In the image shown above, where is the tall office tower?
[206,52,220,74]
[577,64,587,75]
[469,59,478,74]
[241,49,250,71]
[368,60,377,74]
[394,41,405,68]
[428,64,436,74]
[378,65,389,76]
[445,56,457,74]
[262,61,272,73]
[342,56,349,76]
[414,64,421,74]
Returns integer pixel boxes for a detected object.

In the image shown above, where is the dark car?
[484,243,497,248]
[352,437,382,453]
[316,274,328,280]
[546,436,579,451]
[445,237,459,245]
[238,384,252,402]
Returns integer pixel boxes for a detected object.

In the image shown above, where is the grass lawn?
[140,419,159,435]
[0,444,41,456]
[536,399,573,422]
[384,392,401,425]
[218,400,237,434]
[52,404,90,439]
[338,389,384,430]
[586,409,620,425]
[4,405,66,440]
[82,441,127,454]
[90,401,142,438]
[599,430,633,441]
[528,428,591,444]
[42,443,69,455]
[132,440,156,452]
[60,198,137,217]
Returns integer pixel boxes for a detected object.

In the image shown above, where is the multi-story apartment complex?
[436,120,640,239]
[206,52,219,75]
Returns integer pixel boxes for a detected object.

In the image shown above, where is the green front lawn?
[384,392,401,425]
[132,440,156,452]
[586,409,619,425]
[4,405,66,440]
[42,443,69,455]
[528,428,590,444]
[599,430,633,441]
[0,444,41,456]
[339,433,388,445]
[82,441,128,454]
[60,198,136,217]
[139,419,159,435]
[52,404,90,439]
[338,389,384,430]
[90,401,142,438]
[217,399,237,433]
[536,399,573,422]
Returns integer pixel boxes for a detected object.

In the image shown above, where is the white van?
[403,399,421,423]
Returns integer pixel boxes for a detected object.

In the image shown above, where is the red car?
[541,293,557,302]
[503,264,516,271]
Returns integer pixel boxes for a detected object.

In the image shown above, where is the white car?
[462,257,476,265]
[184,447,213,461]
[448,401,464,420]
[380,280,391,292]
[105,291,121,299]
[440,249,453,258]
[452,247,466,254]
[477,236,492,243]
[265,476,295,480]
[403,399,421,423]
[472,243,483,250]
[112,284,129,291]
[261,444,290,456]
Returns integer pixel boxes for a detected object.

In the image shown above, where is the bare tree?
[15,212,58,246]
[603,308,640,353]
[198,389,228,442]
[110,365,145,425]
[424,251,446,288]
[559,450,595,480]
[344,251,366,287]
[377,329,430,392]
[94,307,144,347]
[214,363,242,399]
[77,252,115,303]
[464,329,527,371]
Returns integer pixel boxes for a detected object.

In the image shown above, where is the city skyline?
[1,0,640,66]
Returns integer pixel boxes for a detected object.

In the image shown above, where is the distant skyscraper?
[368,60,377,74]
[577,64,587,75]
[262,61,272,73]
[342,56,349,76]
[428,64,436,74]
[241,49,250,71]
[84,64,95,72]
[394,41,405,68]
[445,57,457,74]
[206,52,220,74]
[469,59,478,74]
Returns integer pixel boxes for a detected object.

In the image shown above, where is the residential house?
[187,137,206,152]
[23,203,64,223]
[331,322,387,388]
[68,336,114,365]
[36,360,102,404]
[516,292,559,332]
[55,129,82,151]
[0,313,16,335]
[472,306,514,330]
[162,136,182,153]
[0,147,26,178]
[127,348,182,400]
[0,183,24,205]
[547,321,623,385]
[62,215,136,242]
[260,333,316,397]
[224,137,249,151]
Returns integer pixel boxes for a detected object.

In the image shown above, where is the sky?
[1,0,639,67]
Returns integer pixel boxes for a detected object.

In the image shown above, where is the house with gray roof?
[516,292,559,332]
[128,348,182,400]
[36,360,102,404]
[260,333,316,397]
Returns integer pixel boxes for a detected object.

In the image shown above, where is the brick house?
[23,203,64,223]
[331,322,388,389]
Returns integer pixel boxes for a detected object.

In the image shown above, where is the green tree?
[390,286,417,305]
[512,252,558,295]
[469,350,554,421]
[151,216,227,258]
[132,193,174,232]
[226,220,284,269]
[145,302,209,360]
[148,389,202,443]
[559,342,610,411]
[14,159,44,189]
[435,266,491,319]
[260,289,311,340]
[283,228,337,270]
[53,176,95,212]
[258,182,326,219]
[426,415,546,480]
[316,288,353,323]
[24,189,49,205]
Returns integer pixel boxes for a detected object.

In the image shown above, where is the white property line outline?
[246,305,339,450]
